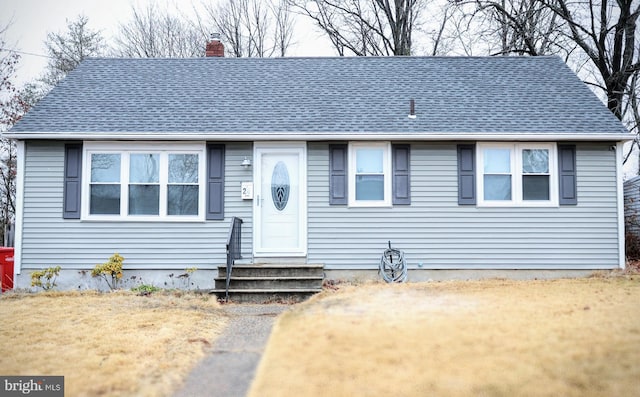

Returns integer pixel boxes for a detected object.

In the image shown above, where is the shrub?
[30,266,61,291]
[91,253,124,290]
[626,232,640,261]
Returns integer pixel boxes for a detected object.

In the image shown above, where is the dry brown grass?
[249,276,640,397]
[0,290,227,397]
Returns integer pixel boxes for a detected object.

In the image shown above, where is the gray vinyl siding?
[308,142,620,270]
[624,176,640,236]
[21,140,620,272]
[20,141,253,271]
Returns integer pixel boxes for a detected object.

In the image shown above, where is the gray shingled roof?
[8,56,629,136]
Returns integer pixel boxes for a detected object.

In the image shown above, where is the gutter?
[2,132,634,142]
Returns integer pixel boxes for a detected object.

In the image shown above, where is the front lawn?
[249,276,640,397]
[0,291,227,396]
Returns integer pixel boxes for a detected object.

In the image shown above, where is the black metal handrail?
[225,217,243,302]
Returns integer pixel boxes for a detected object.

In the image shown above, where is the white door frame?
[253,142,307,257]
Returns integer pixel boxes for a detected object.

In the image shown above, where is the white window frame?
[348,142,392,207]
[477,142,558,207]
[82,142,207,221]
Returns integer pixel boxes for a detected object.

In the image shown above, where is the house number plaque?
[241,182,253,200]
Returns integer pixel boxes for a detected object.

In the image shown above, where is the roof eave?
[2,131,633,142]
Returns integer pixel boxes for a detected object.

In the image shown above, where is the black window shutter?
[558,144,577,205]
[329,144,348,205]
[457,144,476,205]
[206,144,225,220]
[392,144,411,205]
[63,143,83,219]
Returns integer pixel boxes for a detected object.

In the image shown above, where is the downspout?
[13,140,25,281]
[616,141,626,269]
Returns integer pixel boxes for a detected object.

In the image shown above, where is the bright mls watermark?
[1,376,63,396]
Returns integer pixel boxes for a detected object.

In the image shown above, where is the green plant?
[30,266,61,290]
[91,253,124,290]
[131,284,160,295]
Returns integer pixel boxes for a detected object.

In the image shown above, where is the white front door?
[254,143,307,257]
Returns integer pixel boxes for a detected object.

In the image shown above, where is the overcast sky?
[1,0,334,85]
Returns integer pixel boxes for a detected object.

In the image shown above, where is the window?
[168,154,200,215]
[348,142,392,207]
[83,143,206,220]
[90,153,121,215]
[128,153,160,215]
[483,148,512,201]
[522,149,551,201]
[477,143,557,206]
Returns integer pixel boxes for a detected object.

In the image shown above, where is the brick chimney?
[206,33,224,57]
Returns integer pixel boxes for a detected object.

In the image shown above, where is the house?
[5,37,632,291]
[624,176,640,243]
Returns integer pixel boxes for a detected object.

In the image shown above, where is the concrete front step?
[214,276,323,290]
[218,264,324,278]
[213,263,324,303]
[210,288,321,303]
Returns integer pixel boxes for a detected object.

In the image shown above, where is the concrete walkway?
[173,304,289,397]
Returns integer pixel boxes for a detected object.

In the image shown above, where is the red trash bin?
[0,248,15,292]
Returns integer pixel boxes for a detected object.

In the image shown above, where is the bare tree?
[113,3,207,58]
[198,0,295,57]
[0,26,41,245]
[448,1,639,166]
[621,68,640,168]
[428,2,453,55]
[0,136,15,246]
[290,0,426,56]
[0,37,18,246]
[41,15,104,87]
[460,1,639,119]
[534,0,640,167]
[540,0,639,120]
[273,0,296,56]
[0,23,17,84]
[446,0,568,56]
